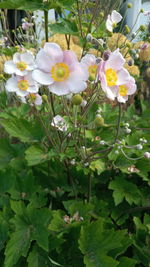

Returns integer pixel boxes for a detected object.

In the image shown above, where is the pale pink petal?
[126,78,137,95]
[67,79,87,93]
[117,95,128,103]
[63,50,78,70]
[69,64,89,81]
[111,10,122,23]
[36,50,54,72]
[105,49,125,71]
[35,95,42,105]
[20,52,35,65]
[15,69,28,76]
[98,60,105,80]
[24,72,37,86]
[44,42,63,63]
[16,90,29,97]
[81,54,96,66]
[117,68,130,85]
[48,81,70,96]
[27,86,38,93]
[13,53,21,63]
[32,69,53,85]
[106,16,113,32]
[5,77,18,92]
[4,61,17,74]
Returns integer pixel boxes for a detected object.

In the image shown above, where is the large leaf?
[27,245,51,267]
[0,117,44,142]
[25,146,56,166]
[49,19,78,35]
[108,176,141,206]
[117,257,137,267]
[79,219,130,267]
[0,139,15,169]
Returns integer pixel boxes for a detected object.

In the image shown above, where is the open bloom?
[81,54,98,81]
[32,42,88,96]
[98,49,131,100]
[5,72,39,97]
[106,10,122,32]
[4,51,35,76]
[51,115,68,132]
[20,93,42,106]
[116,76,137,103]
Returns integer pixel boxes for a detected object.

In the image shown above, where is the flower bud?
[125,128,131,134]
[100,140,105,145]
[131,33,136,39]
[42,94,48,101]
[99,12,104,18]
[128,59,134,66]
[0,74,4,80]
[86,33,93,42]
[115,150,119,155]
[144,152,150,158]
[103,50,111,61]
[94,116,104,127]
[127,3,132,8]
[72,94,83,105]
[140,8,144,13]
[80,100,87,107]
[125,25,131,34]
[140,25,146,32]
[136,144,143,150]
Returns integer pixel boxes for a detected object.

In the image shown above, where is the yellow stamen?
[105,68,118,86]
[119,85,128,96]
[51,63,70,82]
[18,80,29,91]
[29,93,36,101]
[88,65,98,81]
[16,61,27,71]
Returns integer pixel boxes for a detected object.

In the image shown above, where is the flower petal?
[106,16,113,32]
[48,81,70,96]
[111,10,122,23]
[81,54,96,66]
[67,79,87,93]
[27,85,39,93]
[5,77,18,92]
[44,42,63,63]
[63,50,78,70]
[20,51,35,65]
[105,49,125,71]
[13,53,21,63]
[16,90,29,97]
[117,68,130,85]
[32,69,53,85]
[4,61,17,74]
[36,49,53,72]
[117,95,128,103]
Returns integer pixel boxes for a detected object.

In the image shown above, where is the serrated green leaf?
[49,19,78,35]
[109,176,141,205]
[25,145,49,166]
[117,257,137,267]
[27,245,50,267]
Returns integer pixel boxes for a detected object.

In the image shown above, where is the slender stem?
[64,160,77,199]
[44,10,49,42]
[114,103,122,143]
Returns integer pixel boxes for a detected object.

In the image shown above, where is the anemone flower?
[4,51,35,76]
[20,93,42,106]
[5,72,39,97]
[106,10,122,32]
[116,76,137,103]
[32,43,88,96]
[51,115,68,132]
[98,49,130,100]
[81,54,98,81]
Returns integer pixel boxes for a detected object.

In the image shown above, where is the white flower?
[81,54,98,81]
[4,51,36,76]
[106,10,122,32]
[32,42,88,96]
[51,115,68,132]
[20,93,42,106]
[5,72,39,97]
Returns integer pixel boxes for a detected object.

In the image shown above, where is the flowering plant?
[0,1,150,266]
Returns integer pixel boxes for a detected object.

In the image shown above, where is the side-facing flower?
[106,10,122,32]
[81,54,98,81]
[20,93,42,106]
[5,72,39,97]
[32,42,88,96]
[116,76,137,103]
[98,49,130,100]
[22,22,33,31]
[51,115,68,132]
[4,51,35,76]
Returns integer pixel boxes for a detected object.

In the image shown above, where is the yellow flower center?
[16,61,27,71]
[28,93,36,101]
[105,68,118,86]
[51,63,70,82]
[18,80,29,91]
[88,65,98,81]
[119,85,128,96]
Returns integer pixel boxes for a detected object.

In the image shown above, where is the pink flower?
[106,10,122,32]
[20,93,42,106]
[98,49,131,100]
[5,72,39,97]
[116,76,137,103]
[4,51,35,76]
[22,22,33,30]
[81,54,98,81]
[32,43,88,96]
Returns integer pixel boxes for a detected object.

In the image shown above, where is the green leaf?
[49,19,78,35]
[0,169,15,194]
[0,139,15,169]
[90,159,105,175]
[108,176,141,205]
[0,117,44,142]
[25,145,49,166]
[79,219,129,267]
[117,257,137,267]
[27,245,50,267]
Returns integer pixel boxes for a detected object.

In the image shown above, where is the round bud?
[94,116,104,127]
[72,94,83,105]
[144,152,150,158]
[0,74,4,80]
[100,140,105,145]
[86,33,93,42]
[140,8,144,13]
[103,50,111,61]
[140,25,146,32]
[128,59,134,66]
[80,100,87,108]
[136,144,143,150]
[42,94,48,101]
[125,128,131,134]
[99,11,104,18]
[131,32,136,39]
[115,150,119,155]
[146,67,150,78]
[125,25,131,34]
[127,3,132,8]
[135,54,139,59]
[124,122,130,127]
[126,42,132,48]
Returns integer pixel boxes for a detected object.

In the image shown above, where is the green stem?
[114,103,122,143]
[87,172,92,203]
[44,10,48,42]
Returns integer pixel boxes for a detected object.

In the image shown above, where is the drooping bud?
[128,59,134,66]
[125,128,131,134]
[72,94,83,105]
[136,144,143,150]
[144,152,150,158]
[86,33,93,42]
[103,50,111,61]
